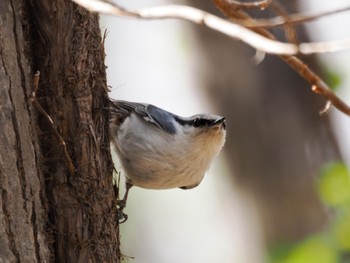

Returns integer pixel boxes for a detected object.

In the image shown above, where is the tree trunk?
[0,0,120,262]
[187,0,341,244]
[0,1,51,261]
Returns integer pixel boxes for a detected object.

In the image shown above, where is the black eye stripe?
[193,118,207,127]
[175,115,225,127]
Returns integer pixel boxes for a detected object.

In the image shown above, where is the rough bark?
[0,0,51,261]
[1,0,120,262]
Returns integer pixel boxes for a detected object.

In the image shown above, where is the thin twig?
[300,39,350,54]
[71,0,350,55]
[219,0,272,11]
[243,6,350,28]
[71,0,350,116]
[284,57,350,116]
[72,0,297,55]
[213,0,350,117]
[269,1,298,45]
[30,71,75,175]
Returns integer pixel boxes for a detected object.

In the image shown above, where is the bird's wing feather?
[111,100,177,134]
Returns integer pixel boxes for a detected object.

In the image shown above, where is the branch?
[218,0,272,10]
[71,0,350,116]
[72,0,350,55]
[213,0,350,117]
[243,6,350,28]
[300,39,350,54]
[284,56,350,116]
[269,1,298,44]
[72,0,297,55]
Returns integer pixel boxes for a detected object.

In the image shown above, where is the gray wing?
[110,100,177,134]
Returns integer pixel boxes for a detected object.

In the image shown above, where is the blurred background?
[100,1,350,262]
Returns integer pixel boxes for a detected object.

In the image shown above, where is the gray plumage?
[109,99,226,190]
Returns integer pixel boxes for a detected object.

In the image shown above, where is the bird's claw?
[117,200,128,223]
[117,208,128,223]
[116,181,133,223]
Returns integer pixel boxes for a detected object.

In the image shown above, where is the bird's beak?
[212,117,226,130]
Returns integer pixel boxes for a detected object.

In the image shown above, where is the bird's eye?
[193,118,200,127]
[192,118,201,127]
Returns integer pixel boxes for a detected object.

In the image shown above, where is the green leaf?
[283,235,338,263]
[318,163,350,207]
[324,69,342,91]
[333,209,350,251]
[268,242,295,262]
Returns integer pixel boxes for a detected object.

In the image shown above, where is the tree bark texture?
[1,0,120,262]
[0,0,51,261]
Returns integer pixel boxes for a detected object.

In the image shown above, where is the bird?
[109,99,226,220]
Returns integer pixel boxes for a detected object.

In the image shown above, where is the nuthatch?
[109,100,226,220]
